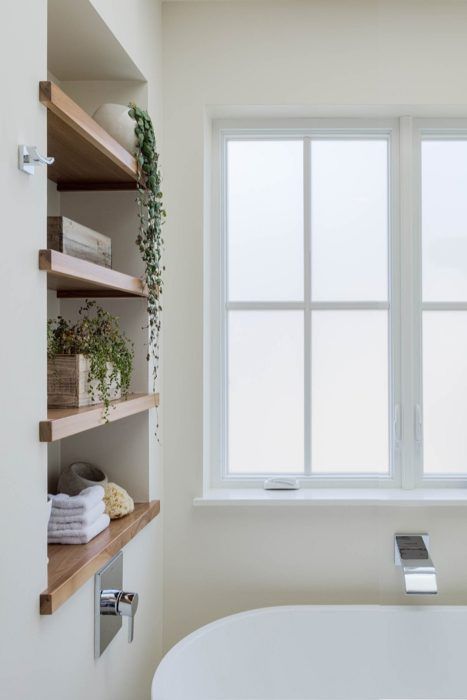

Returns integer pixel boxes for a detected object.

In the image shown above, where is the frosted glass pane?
[311,311,389,473]
[228,140,303,301]
[422,141,467,301]
[423,312,467,474]
[228,311,304,473]
[311,140,388,301]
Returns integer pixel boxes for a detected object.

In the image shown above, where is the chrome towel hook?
[18,145,55,175]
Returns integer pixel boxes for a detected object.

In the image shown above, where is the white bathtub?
[152,605,467,700]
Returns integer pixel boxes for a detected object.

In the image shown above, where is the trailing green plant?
[128,102,165,389]
[47,301,134,420]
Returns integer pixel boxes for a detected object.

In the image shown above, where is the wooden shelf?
[40,249,147,298]
[40,501,161,614]
[39,81,138,191]
[40,393,159,442]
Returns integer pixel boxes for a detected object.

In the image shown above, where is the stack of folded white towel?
[48,485,110,545]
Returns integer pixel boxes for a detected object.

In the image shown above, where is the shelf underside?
[40,81,138,191]
[40,501,161,614]
[40,249,147,298]
[40,393,159,442]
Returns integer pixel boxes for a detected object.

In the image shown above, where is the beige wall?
[0,2,163,698]
[90,0,163,127]
[162,0,467,651]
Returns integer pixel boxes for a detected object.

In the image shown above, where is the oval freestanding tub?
[152,605,467,699]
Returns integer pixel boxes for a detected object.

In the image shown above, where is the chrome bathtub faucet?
[394,534,438,595]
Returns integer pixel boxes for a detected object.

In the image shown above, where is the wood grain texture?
[47,216,112,268]
[47,354,121,408]
[39,393,159,442]
[39,249,147,298]
[40,501,161,615]
[39,81,138,190]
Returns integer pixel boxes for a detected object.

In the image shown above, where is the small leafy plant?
[47,301,134,420]
[128,103,165,389]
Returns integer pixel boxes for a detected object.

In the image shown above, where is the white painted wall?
[162,0,467,651]
[90,0,163,127]
[0,1,164,698]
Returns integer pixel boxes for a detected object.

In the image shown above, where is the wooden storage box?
[47,216,112,268]
[48,354,121,408]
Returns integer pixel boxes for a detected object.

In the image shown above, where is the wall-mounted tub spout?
[394,534,437,595]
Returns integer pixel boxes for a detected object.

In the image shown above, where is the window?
[421,136,467,478]
[207,118,467,489]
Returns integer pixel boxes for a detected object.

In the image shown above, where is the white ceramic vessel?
[57,462,108,496]
[152,604,467,699]
[92,103,137,153]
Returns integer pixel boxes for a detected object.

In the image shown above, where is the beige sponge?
[104,482,134,520]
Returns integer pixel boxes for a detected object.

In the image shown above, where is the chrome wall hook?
[18,145,55,175]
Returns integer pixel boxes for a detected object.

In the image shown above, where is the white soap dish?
[263,478,300,491]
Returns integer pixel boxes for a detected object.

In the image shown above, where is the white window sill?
[194,488,467,507]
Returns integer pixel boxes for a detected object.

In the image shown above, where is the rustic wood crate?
[47,216,112,268]
[47,354,121,408]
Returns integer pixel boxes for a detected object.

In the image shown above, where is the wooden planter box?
[47,216,112,268]
[48,354,121,408]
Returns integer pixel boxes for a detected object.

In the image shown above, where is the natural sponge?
[104,482,134,520]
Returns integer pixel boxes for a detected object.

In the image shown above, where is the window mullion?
[399,116,419,489]
[304,137,312,476]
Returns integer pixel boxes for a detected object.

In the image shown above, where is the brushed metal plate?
[94,551,123,658]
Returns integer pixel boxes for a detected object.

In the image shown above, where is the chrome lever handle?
[100,589,139,643]
[117,591,139,643]
[127,613,135,643]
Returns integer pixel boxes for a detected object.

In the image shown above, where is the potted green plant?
[47,301,134,420]
[92,101,165,394]
[128,103,165,389]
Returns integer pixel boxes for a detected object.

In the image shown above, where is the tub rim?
[152,602,467,695]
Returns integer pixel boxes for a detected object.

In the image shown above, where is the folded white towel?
[48,513,110,545]
[48,501,105,530]
[51,486,105,512]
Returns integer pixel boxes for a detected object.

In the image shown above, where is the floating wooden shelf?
[39,393,159,442]
[40,249,147,298]
[40,501,161,614]
[39,81,138,191]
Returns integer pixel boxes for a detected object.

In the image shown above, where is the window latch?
[393,404,402,444]
[415,404,423,444]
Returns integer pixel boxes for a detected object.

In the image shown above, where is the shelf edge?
[40,501,161,614]
[39,249,147,298]
[39,81,137,181]
[39,393,159,442]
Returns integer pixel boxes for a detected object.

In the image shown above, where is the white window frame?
[205,116,467,491]
[412,118,467,489]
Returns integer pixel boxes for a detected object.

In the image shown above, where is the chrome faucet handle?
[100,588,120,615]
[100,589,139,643]
[117,591,139,642]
